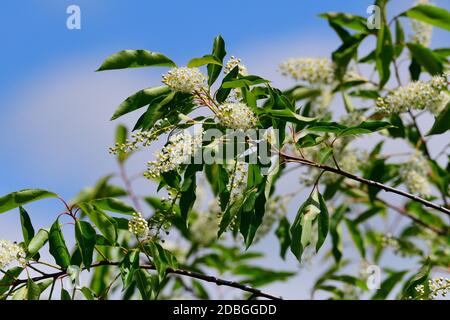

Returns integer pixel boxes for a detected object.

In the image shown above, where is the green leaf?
[134,269,153,300]
[0,189,57,214]
[96,50,176,71]
[26,278,41,300]
[316,192,329,252]
[402,259,431,299]
[216,66,239,103]
[395,19,405,57]
[48,220,71,268]
[80,287,96,300]
[275,217,291,260]
[403,4,450,31]
[179,165,201,226]
[187,54,222,68]
[266,108,317,124]
[115,124,129,163]
[19,207,34,246]
[427,100,450,135]
[120,250,140,290]
[89,197,135,215]
[75,220,96,270]
[208,35,227,86]
[345,218,366,258]
[61,288,71,300]
[290,190,322,262]
[338,121,392,137]
[0,267,23,297]
[332,33,368,79]
[372,270,407,300]
[80,205,118,244]
[27,228,49,258]
[110,86,171,120]
[222,75,269,89]
[375,20,393,88]
[318,12,368,32]
[407,43,444,75]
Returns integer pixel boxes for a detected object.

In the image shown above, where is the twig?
[11,261,282,301]
[280,152,450,216]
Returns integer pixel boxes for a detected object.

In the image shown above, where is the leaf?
[208,35,226,86]
[372,270,407,300]
[119,250,140,290]
[318,12,368,32]
[345,218,366,258]
[427,100,450,135]
[61,288,71,300]
[395,19,405,57]
[80,287,96,300]
[266,108,317,124]
[0,189,57,214]
[115,124,129,163]
[275,217,291,260]
[146,242,178,282]
[80,205,118,244]
[0,267,23,297]
[375,20,393,88]
[407,43,444,75]
[216,66,239,103]
[96,50,176,71]
[403,4,450,31]
[187,54,222,68]
[134,269,153,300]
[27,228,49,258]
[316,192,329,252]
[19,207,34,246]
[290,190,322,262]
[26,278,41,300]
[89,197,135,215]
[48,220,71,268]
[75,220,96,270]
[222,75,269,89]
[332,33,367,79]
[179,165,201,226]
[338,121,392,137]
[329,205,347,263]
[111,86,171,120]
[402,259,431,299]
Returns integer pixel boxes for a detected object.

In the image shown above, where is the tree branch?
[10,261,282,301]
[280,152,450,216]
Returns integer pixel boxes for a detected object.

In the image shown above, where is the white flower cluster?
[279,57,335,85]
[144,128,203,179]
[190,210,220,246]
[162,67,206,94]
[128,212,149,238]
[410,0,433,47]
[216,102,257,130]
[0,240,25,269]
[400,152,430,197]
[224,56,248,76]
[376,75,449,115]
[428,277,450,299]
[109,120,173,155]
[226,161,248,204]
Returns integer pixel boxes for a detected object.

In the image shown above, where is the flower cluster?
[226,161,248,204]
[376,75,449,115]
[254,195,290,243]
[410,0,433,47]
[216,102,257,130]
[0,240,25,269]
[144,128,203,179]
[279,57,335,85]
[224,56,248,76]
[109,119,173,154]
[190,209,220,246]
[428,277,450,299]
[128,212,149,238]
[399,152,430,197]
[162,67,206,94]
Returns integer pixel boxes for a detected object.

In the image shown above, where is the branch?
[280,152,450,216]
[11,261,282,301]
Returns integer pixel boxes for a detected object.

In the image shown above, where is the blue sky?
[0,0,449,299]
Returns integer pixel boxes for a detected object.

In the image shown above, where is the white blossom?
[376,75,448,115]
[410,0,433,47]
[128,212,149,238]
[162,67,206,93]
[0,240,25,269]
[216,102,257,130]
[279,57,335,85]
[400,152,430,197]
[144,128,203,179]
[224,56,248,76]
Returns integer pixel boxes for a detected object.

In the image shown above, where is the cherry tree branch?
[10,261,282,301]
[280,152,450,217]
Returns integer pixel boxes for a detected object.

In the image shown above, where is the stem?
[11,261,282,301]
[119,162,143,213]
[280,152,450,216]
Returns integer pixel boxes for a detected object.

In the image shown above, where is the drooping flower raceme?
[279,57,335,85]
[162,67,207,94]
[216,102,257,130]
[0,240,25,269]
[376,75,449,115]
[144,128,203,179]
[399,152,430,197]
[128,212,150,238]
[224,56,248,76]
